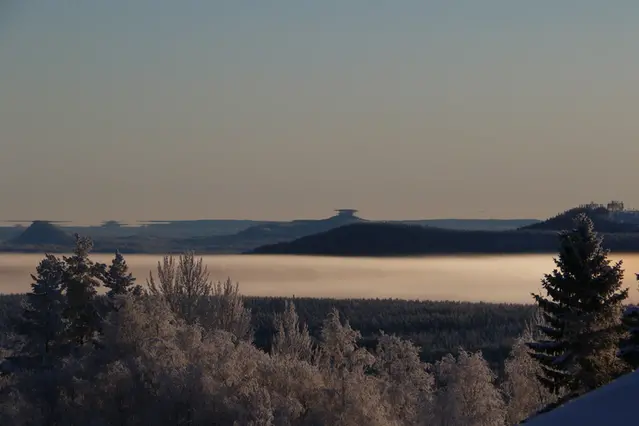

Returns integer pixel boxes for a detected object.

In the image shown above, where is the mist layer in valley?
[2,253,639,303]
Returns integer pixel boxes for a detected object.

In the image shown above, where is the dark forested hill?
[520,206,639,233]
[249,222,639,256]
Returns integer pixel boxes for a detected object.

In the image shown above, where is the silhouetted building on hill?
[334,209,359,219]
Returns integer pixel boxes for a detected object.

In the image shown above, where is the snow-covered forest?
[0,214,637,425]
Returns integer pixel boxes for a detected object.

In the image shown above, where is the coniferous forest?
[0,214,638,425]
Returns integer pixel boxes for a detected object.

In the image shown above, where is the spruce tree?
[103,250,142,301]
[13,254,67,369]
[61,234,103,346]
[619,274,639,368]
[528,213,628,395]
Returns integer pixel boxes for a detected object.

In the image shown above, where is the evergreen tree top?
[542,214,626,308]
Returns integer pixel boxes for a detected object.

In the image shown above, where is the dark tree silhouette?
[13,254,67,369]
[61,235,103,346]
[528,214,628,395]
[102,250,142,301]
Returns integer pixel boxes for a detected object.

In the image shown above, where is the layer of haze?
[2,1,639,223]
[2,253,639,304]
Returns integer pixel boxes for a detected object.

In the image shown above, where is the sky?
[1,1,639,224]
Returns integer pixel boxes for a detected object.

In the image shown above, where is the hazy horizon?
[2,2,639,223]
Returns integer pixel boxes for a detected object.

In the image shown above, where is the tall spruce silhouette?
[528,214,628,395]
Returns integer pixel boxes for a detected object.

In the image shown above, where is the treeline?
[0,295,533,369]
[247,297,533,366]
[1,214,639,425]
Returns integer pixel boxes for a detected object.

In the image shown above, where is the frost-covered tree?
[317,308,381,422]
[77,296,395,425]
[528,214,628,395]
[147,252,213,325]
[76,294,205,425]
[318,309,374,377]
[433,349,505,426]
[373,332,434,425]
[196,277,253,342]
[619,273,639,369]
[501,323,554,425]
[271,300,315,362]
[61,235,103,346]
[102,250,142,302]
[13,254,67,369]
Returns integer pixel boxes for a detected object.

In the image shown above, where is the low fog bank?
[1,254,639,303]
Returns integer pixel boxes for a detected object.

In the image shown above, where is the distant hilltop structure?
[334,209,359,219]
[577,200,639,225]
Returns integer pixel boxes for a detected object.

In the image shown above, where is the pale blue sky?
[1,1,639,223]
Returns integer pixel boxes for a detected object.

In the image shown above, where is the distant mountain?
[235,212,363,240]
[520,207,639,233]
[9,221,75,247]
[5,208,639,255]
[0,226,23,242]
[0,213,541,250]
[134,219,266,238]
[179,210,366,252]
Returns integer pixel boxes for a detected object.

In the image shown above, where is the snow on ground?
[523,370,639,425]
